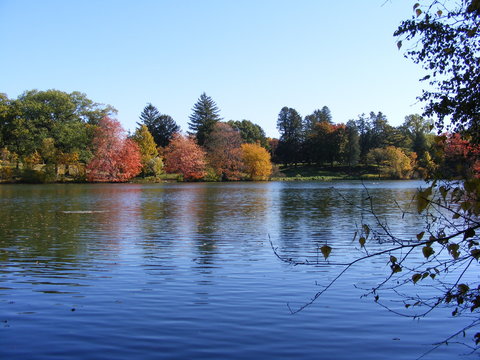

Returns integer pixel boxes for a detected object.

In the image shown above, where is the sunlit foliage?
[164,133,207,181]
[86,117,142,182]
[132,125,159,176]
[241,143,272,180]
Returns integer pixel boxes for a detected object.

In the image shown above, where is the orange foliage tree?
[164,133,206,181]
[86,117,142,182]
[241,143,272,180]
[204,122,243,180]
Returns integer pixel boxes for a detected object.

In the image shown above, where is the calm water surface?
[0,181,471,359]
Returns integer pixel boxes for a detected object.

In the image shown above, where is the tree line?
[0,89,477,182]
[0,91,271,182]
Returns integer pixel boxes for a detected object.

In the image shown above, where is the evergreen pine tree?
[154,114,180,148]
[138,103,179,147]
[188,93,222,146]
[139,103,161,130]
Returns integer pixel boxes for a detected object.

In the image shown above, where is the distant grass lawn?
[271,164,383,181]
[131,164,388,183]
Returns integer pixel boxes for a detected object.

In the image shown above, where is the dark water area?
[0,181,471,359]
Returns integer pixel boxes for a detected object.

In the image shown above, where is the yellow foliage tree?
[132,125,159,175]
[241,143,272,180]
[367,146,413,179]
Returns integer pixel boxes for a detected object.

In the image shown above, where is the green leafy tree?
[69,91,116,125]
[1,89,113,162]
[226,119,267,148]
[401,114,433,158]
[188,93,222,146]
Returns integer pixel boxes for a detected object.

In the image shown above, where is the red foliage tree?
[441,133,480,178]
[164,133,206,181]
[86,117,142,182]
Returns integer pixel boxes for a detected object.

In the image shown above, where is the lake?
[0,181,471,359]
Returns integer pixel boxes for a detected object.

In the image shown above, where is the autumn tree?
[366,146,413,179]
[164,133,206,181]
[268,138,279,163]
[132,125,159,176]
[138,103,179,148]
[241,143,272,180]
[86,117,142,182]
[436,133,480,178]
[303,106,333,164]
[204,122,243,180]
[188,93,222,146]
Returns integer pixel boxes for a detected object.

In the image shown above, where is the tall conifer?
[188,93,222,146]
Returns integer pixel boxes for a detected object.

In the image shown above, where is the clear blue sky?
[0,0,425,138]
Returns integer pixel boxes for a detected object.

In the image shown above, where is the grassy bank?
[0,163,401,184]
[270,164,389,181]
